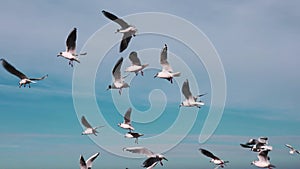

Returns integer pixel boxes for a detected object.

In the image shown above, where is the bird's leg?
[160,161,163,166]
[135,72,138,76]
[28,84,31,88]
[170,77,173,84]
[135,138,138,144]
[119,88,122,95]
[141,71,144,76]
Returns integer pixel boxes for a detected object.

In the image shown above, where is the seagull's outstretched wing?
[129,51,141,66]
[285,144,293,150]
[81,116,92,128]
[112,57,123,81]
[124,107,132,124]
[29,74,48,81]
[1,59,27,79]
[66,28,77,53]
[86,152,100,169]
[257,150,269,162]
[182,79,192,99]
[160,44,172,72]
[123,147,154,157]
[199,148,220,160]
[102,10,129,29]
[240,143,253,148]
[79,155,87,169]
[120,33,132,53]
[143,157,159,169]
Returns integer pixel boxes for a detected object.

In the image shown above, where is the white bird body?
[123,147,168,169]
[251,150,275,169]
[118,107,135,131]
[107,57,129,95]
[81,116,104,136]
[79,152,100,169]
[119,123,134,131]
[117,26,137,35]
[1,59,48,88]
[154,44,180,83]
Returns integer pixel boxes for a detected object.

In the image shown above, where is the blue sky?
[0,0,300,169]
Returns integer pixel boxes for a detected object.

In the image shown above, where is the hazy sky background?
[0,1,299,169]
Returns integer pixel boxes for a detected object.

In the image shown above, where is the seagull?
[107,57,129,95]
[79,152,100,169]
[285,144,300,155]
[125,51,149,76]
[118,107,134,131]
[102,10,137,53]
[179,79,207,108]
[123,147,168,169]
[125,131,144,144]
[57,28,87,67]
[240,137,272,152]
[1,58,48,88]
[81,116,104,136]
[199,148,229,169]
[154,44,180,84]
[251,150,275,169]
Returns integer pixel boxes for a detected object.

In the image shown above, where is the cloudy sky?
[0,1,299,169]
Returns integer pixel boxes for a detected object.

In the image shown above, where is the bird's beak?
[154,75,157,78]
[163,157,168,161]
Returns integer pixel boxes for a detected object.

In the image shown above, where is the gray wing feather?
[182,79,192,99]
[199,148,220,160]
[129,52,141,66]
[1,59,27,79]
[29,74,48,81]
[124,107,132,124]
[123,147,154,156]
[81,116,92,128]
[86,152,100,168]
[112,57,123,81]
[160,44,172,72]
[102,10,129,29]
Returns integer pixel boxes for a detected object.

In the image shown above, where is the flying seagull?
[125,131,144,144]
[1,58,48,88]
[285,144,300,155]
[154,44,180,84]
[81,116,104,136]
[57,28,87,67]
[251,150,275,169]
[180,79,207,108]
[107,57,129,95]
[118,107,134,131]
[199,148,229,169]
[125,51,149,76]
[123,147,168,169]
[79,152,100,169]
[102,10,137,53]
[240,137,272,152]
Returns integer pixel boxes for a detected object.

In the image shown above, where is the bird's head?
[57,52,63,57]
[115,29,120,33]
[179,102,183,107]
[154,73,158,78]
[107,85,112,90]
